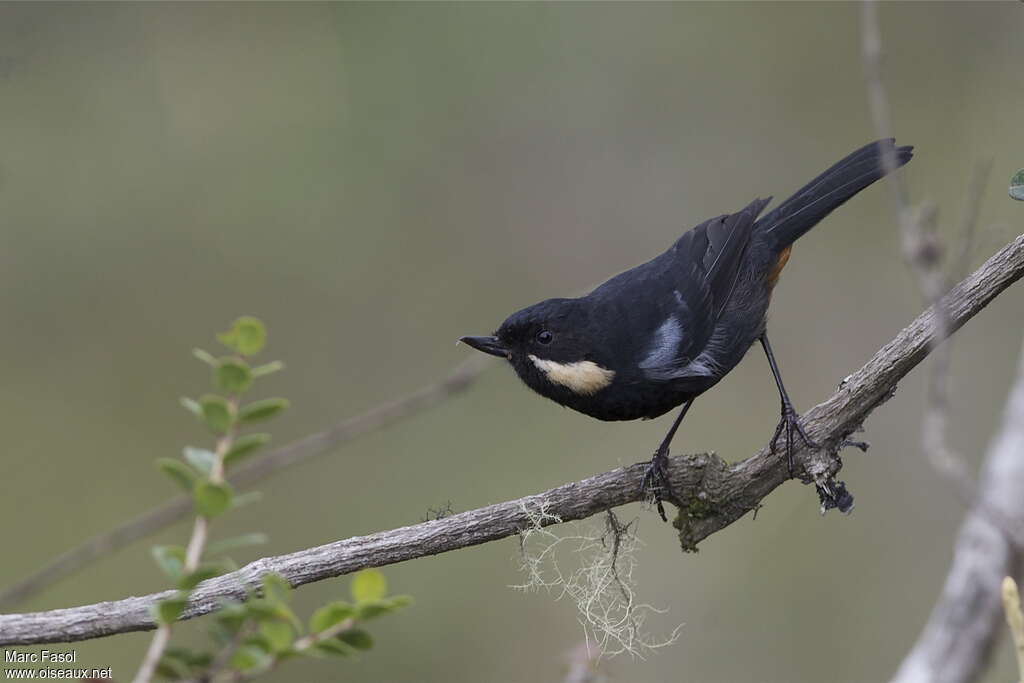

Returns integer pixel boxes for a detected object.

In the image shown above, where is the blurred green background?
[2,2,1023,682]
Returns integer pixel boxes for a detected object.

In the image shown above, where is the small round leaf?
[183,447,216,477]
[337,628,373,651]
[152,545,186,581]
[224,433,271,467]
[199,395,233,434]
[239,398,289,423]
[351,569,387,603]
[194,481,233,518]
[230,644,273,672]
[309,602,354,634]
[152,595,188,625]
[156,458,197,493]
[259,620,294,654]
[218,316,267,356]
[216,358,253,394]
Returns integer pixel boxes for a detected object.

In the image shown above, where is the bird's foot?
[641,447,676,522]
[770,403,819,476]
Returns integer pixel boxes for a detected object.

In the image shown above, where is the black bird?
[460,139,913,520]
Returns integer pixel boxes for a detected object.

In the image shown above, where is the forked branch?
[1,233,1022,647]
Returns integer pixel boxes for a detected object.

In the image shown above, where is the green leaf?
[180,397,202,417]
[154,647,210,679]
[151,545,186,581]
[252,360,285,378]
[214,601,249,633]
[194,481,233,518]
[155,655,189,680]
[312,639,356,658]
[1011,169,1024,201]
[356,595,413,620]
[338,628,373,651]
[216,358,253,394]
[183,447,216,477]
[239,398,290,423]
[387,594,414,609]
[199,395,233,433]
[354,601,389,620]
[262,573,291,604]
[351,569,387,603]
[230,644,273,672]
[245,598,283,620]
[224,433,271,467]
[152,595,188,625]
[259,620,294,653]
[207,533,268,555]
[218,316,267,356]
[309,601,354,633]
[192,348,217,366]
[244,597,302,634]
[162,647,213,672]
[178,564,224,590]
[156,458,197,493]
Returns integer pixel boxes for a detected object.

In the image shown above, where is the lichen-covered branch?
[0,355,490,610]
[0,233,1022,648]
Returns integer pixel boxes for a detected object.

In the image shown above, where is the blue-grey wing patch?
[640,197,770,384]
[638,316,683,375]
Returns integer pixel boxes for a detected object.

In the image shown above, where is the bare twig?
[865,9,1024,681]
[861,2,1021,542]
[862,0,970,486]
[954,161,993,280]
[890,338,1024,683]
[1,232,1021,647]
[0,355,490,610]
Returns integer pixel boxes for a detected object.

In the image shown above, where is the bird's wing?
[638,197,771,382]
[698,197,772,321]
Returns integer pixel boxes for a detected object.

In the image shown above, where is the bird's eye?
[536,330,553,345]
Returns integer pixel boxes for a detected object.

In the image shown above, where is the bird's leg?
[760,333,818,475]
[641,400,693,522]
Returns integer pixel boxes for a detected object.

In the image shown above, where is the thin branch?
[864,7,1024,682]
[1,232,1022,647]
[861,0,1018,538]
[133,403,238,683]
[890,337,1024,683]
[0,355,490,610]
[861,0,968,483]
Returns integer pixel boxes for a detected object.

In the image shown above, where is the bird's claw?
[641,448,675,522]
[769,404,818,476]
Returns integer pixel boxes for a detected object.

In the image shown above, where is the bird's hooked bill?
[459,335,509,358]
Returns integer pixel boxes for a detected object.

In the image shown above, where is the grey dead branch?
[0,232,1021,647]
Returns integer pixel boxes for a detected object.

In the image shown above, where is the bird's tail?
[755,139,913,251]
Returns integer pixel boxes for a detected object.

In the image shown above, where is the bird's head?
[460,298,617,401]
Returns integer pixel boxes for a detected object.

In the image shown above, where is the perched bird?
[460,139,913,520]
